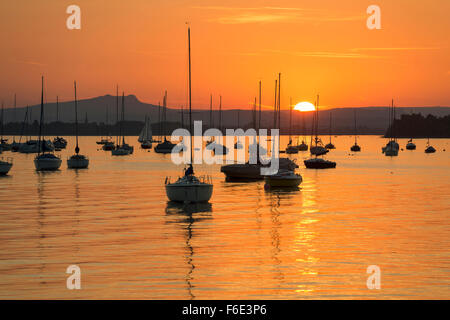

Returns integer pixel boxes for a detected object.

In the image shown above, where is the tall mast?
[354,109,357,144]
[392,99,396,142]
[273,79,277,129]
[290,97,294,144]
[237,109,240,128]
[277,73,281,149]
[209,94,213,128]
[13,94,16,142]
[180,105,184,129]
[252,97,256,129]
[316,95,319,140]
[188,27,193,166]
[1,101,3,143]
[56,96,59,122]
[219,95,222,133]
[38,76,44,155]
[258,81,261,131]
[106,105,109,136]
[74,81,79,154]
[116,85,119,145]
[329,112,332,143]
[121,92,125,145]
[277,74,281,130]
[158,101,161,140]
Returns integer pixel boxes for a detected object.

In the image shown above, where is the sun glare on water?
[294,102,316,112]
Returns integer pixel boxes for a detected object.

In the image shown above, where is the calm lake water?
[0,135,449,299]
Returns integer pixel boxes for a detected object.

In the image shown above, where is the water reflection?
[165,202,212,299]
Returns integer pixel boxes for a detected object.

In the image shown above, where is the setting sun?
[294,102,316,112]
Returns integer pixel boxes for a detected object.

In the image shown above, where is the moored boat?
[34,77,62,171]
[264,169,302,188]
[0,157,13,175]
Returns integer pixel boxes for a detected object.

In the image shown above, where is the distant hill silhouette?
[1,94,449,135]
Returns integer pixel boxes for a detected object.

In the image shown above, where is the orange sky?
[0,0,449,110]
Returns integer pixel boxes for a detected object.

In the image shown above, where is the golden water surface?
[0,135,449,299]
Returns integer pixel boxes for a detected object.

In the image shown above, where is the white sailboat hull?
[165,183,213,203]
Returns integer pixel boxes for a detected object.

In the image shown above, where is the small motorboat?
[406,139,416,150]
[297,141,308,151]
[304,157,336,169]
[112,145,131,156]
[286,145,299,154]
[53,137,67,149]
[310,145,329,156]
[208,142,228,155]
[141,140,152,149]
[264,169,302,188]
[0,157,13,175]
[155,139,177,154]
[122,143,134,154]
[350,143,361,152]
[425,144,436,153]
[96,137,110,145]
[102,141,115,151]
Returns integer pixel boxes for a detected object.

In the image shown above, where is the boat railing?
[165,175,212,185]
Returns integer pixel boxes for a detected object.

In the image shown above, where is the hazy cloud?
[194,6,363,24]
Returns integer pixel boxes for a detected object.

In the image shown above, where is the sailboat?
[406,139,416,150]
[221,74,297,180]
[296,109,308,151]
[34,77,62,171]
[11,94,20,152]
[309,97,328,156]
[139,115,153,149]
[0,101,12,151]
[248,83,267,156]
[97,105,112,145]
[383,99,399,156]
[165,26,213,203]
[325,112,335,149]
[112,93,133,155]
[67,81,89,169]
[286,98,299,154]
[52,96,67,150]
[155,91,177,154]
[350,109,361,152]
[207,95,228,155]
[425,138,436,153]
[234,109,243,149]
[304,95,336,169]
[265,98,302,188]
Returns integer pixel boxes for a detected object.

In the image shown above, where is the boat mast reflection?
[165,201,212,299]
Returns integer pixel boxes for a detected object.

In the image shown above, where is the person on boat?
[185,164,194,176]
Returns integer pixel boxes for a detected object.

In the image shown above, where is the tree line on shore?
[385,113,449,138]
